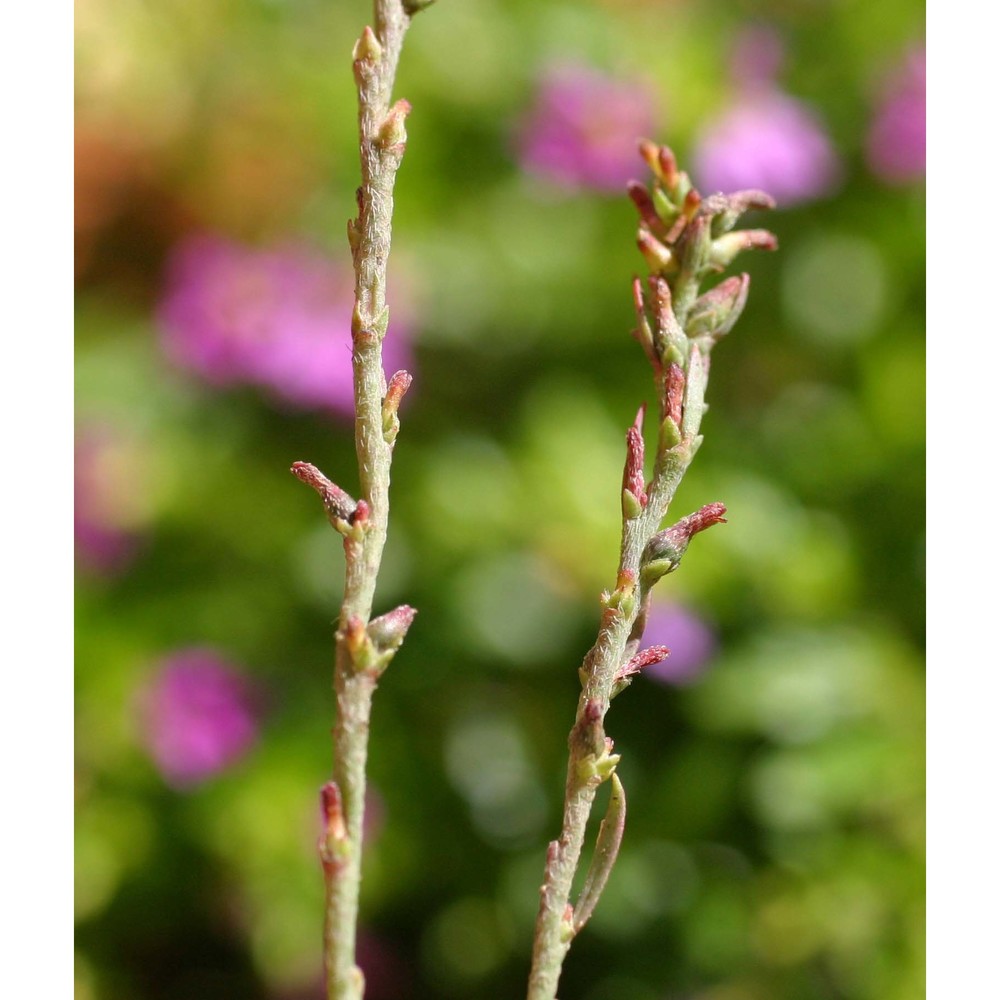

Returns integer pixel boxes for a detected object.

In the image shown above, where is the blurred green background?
[75,0,924,998]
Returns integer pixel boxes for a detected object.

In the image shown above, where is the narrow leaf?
[573,773,627,932]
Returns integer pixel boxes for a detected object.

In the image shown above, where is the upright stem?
[320,4,417,998]
[525,144,775,999]
[527,429,698,1000]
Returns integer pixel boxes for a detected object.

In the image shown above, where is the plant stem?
[526,145,775,999]
[526,422,699,1000]
[320,4,417,998]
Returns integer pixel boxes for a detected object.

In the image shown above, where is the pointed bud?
[319,781,347,875]
[701,190,776,236]
[665,187,703,242]
[687,274,750,344]
[291,462,358,528]
[641,502,727,584]
[403,0,437,12]
[378,99,411,151]
[614,645,671,684]
[627,181,666,236]
[657,145,681,189]
[622,405,648,517]
[367,605,417,652]
[382,370,413,443]
[665,362,685,428]
[353,25,383,64]
[637,229,676,275]
[709,229,778,269]
[344,615,367,659]
[638,138,663,179]
[352,499,370,526]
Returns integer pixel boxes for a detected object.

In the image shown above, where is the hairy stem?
[527,435,697,1000]
[321,3,418,998]
[526,144,774,999]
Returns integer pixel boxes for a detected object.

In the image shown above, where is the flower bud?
[291,462,358,529]
[621,405,648,517]
[637,229,676,275]
[641,502,727,585]
[687,273,750,345]
[367,604,417,653]
[709,229,778,269]
[627,181,666,236]
[378,99,411,152]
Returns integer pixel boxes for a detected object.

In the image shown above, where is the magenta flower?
[157,234,413,416]
[639,603,717,686]
[692,27,840,206]
[137,648,261,788]
[75,425,146,576]
[517,63,657,192]
[866,44,925,185]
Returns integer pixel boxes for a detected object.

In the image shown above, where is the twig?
[291,3,432,998]
[526,142,776,1000]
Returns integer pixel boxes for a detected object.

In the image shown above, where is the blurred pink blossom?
[138,648,261,788]
[693,27,840,206]
[866,44,925,184]
[75,425,146,576]
[157,235,413,415]
[517,63,657,192]
[640,603,717,686]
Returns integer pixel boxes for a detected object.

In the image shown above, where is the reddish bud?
[627,181,664,234]
[615,645,671,683]
[622,405,648,512]
[385,370,413,410]
[351,499,370,526]
[583,699,603,724]
[344,615,366,658]
[321,781,347,841]
[291,462,358,524]
[367,604,417,652]
[642,502,728,582]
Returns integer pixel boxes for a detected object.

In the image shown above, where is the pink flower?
[866,44,925,185]
[692,27,840,206]
[517,63,657,192]
[137,649,261,788]
[157,234,413,415]
[75,425,146,576]
[639,603,717,686]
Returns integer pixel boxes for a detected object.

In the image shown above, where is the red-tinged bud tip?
[385,370,413,408]
[344,615,366,655]
[616,645,671,682]
[368,604,417,651]
[623,411,648,510]
[351,499,370,525]
[291,461,328,490]
[321,781,347,840]
[687,501,728,533]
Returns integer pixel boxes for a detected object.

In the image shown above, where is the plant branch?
[292,3,428,998]
[526,143,775,1000]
